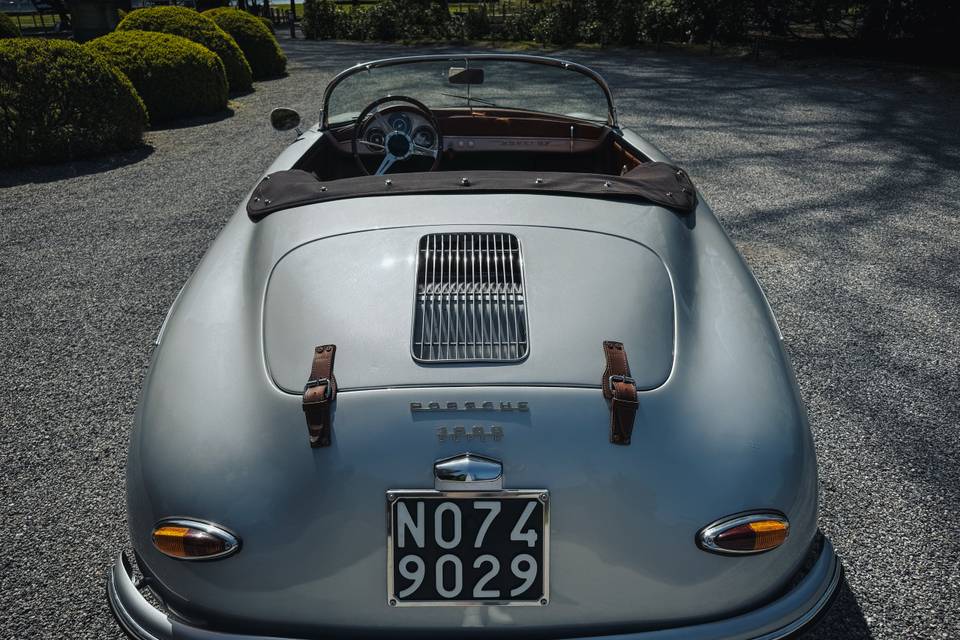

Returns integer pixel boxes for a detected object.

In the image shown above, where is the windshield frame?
[319,53,618,130]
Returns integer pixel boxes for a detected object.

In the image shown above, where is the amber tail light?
[152,519,240,561]
[698,513,789,555]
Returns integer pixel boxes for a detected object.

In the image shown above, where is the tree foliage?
[299,0,959,51]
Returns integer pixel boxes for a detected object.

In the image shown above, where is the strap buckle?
[304,377,332,400]
[608,374,637,393]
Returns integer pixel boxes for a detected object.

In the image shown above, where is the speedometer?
[387,112,412,133]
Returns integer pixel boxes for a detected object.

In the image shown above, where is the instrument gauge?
[365,127,385,147]
[412,126,436,149]
[387,112,412,133]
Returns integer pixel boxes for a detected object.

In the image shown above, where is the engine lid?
[263,226,674,392]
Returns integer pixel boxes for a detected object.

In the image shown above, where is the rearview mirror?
[448,67,484,85]
[270,107,301,132]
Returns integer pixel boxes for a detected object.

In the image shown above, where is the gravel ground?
[1,37,958,639]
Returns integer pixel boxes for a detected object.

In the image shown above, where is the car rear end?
[109,192,838,639]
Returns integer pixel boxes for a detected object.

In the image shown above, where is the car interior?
[289,59,651,182]
[295,106,650,181]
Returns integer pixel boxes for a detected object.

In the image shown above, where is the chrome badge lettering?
[411,401,529,412]
[437,425,504,443]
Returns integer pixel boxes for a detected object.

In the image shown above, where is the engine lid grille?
[413,233,528,363]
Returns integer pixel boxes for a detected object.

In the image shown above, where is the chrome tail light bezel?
[697,512,790,556]
[151,518,241,561]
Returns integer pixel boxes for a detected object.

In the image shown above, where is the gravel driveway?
[1,36,958,639]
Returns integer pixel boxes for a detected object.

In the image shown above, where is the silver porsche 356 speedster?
[107,54,840,640]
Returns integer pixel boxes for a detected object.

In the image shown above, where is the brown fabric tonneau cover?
[246,162,697,221]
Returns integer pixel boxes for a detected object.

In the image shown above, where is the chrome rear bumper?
[107,538,840,640]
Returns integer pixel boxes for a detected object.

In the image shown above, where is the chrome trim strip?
[320,54,618,129]
[107,552,171,640]
[152,518,241,561]
[754,552,841,640]
[697,512,789,556]
[385,489,550,607]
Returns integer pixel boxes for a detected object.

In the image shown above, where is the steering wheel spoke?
[412,143,438,158]
[359,139,386,151]
[375,153,398,176]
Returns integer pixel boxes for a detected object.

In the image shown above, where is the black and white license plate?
[387,490,549,606]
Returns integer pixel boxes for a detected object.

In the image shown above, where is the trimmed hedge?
[302,0,451,42]
[117,6,252,92]
[203,8,286,79]
[0,39,146,168]
[259,16,275,35]
[0,12,20,38]
[86,30,228,122]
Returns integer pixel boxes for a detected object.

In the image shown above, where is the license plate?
[386,490,549,606]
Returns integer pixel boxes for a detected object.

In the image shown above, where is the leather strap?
[302,345,337,447]
[602,341,638,445]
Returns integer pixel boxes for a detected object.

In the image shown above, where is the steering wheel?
[352,96,442,176]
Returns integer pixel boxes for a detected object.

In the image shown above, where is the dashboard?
[340,107,609,157]
[309,107,644,180]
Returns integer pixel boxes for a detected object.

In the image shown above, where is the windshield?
[322,55,616,128]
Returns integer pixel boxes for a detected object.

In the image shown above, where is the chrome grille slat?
[413,232,528,363]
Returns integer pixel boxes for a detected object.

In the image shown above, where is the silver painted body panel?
[264,226,674,392]
[118,120,833,637]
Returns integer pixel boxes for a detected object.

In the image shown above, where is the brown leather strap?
[602,341,638,445]
[302,345,337,447]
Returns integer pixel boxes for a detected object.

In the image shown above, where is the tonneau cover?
[246,162,697,221]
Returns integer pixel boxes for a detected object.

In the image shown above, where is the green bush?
[0,39,146,168]
[637,0,683,45]
[259,16,275,35]
[461,4,490,40]
[578,0,638,45]
[348,0,450,41]
[336,7,371,40]
[203,8,286,79]
[531,3,581,45]
[86,30,228,122]
[500,3,546,41]
[679,0,752,44]
[0,12,21,38]
[117,6,252,92]
[364,2,400,40]
[301,0,328,39]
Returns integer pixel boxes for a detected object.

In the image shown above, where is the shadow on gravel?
[0,145,154,187]
[570,48,960,500]
[150,107,237,132]
[802,572,873,639]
